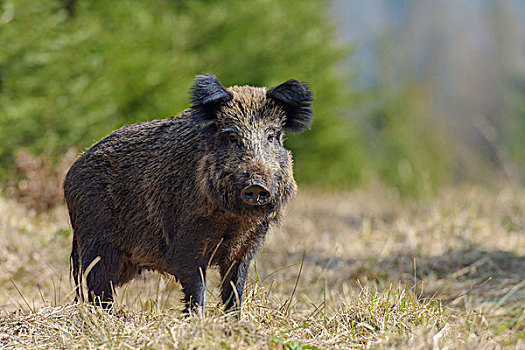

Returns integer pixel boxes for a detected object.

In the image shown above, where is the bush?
[0,0,365,188]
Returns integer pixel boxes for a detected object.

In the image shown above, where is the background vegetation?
[0,0,365,189]
[2,0,525,195]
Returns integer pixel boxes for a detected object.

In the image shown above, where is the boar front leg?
[220,260,250,313]
[219,245,260,313]
[179,265,207,315]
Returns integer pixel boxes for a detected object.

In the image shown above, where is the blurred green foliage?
[0,0,365,187]
[505,78,525,180]
[365,83,453,197]
[5,0,519,196]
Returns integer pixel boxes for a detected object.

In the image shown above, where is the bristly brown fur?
[64,74,314,313]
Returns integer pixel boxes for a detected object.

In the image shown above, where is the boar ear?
[267,80,314,132]
[190,74,233,107]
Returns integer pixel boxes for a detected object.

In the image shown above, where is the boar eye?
[267,133,274,142]
[221,128,239,145]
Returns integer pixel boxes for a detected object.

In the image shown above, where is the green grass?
[0,185,524,348]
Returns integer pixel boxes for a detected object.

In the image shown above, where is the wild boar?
[63,74,313,313]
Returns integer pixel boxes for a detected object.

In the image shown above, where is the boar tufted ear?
[267,80,314,132]
[190,74,233,107]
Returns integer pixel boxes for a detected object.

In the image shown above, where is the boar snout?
[241,182,271,206]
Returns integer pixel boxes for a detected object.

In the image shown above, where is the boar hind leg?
[81,241,129,309]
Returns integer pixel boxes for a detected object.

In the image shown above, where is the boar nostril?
[241,184,271,206]
[258,190,269,200]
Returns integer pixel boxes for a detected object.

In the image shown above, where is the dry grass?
[6,148,78,213]
[0,185,524,349]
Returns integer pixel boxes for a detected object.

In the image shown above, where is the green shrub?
[0,0,365,187]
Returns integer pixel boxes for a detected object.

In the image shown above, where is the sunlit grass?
[0,185,524,348]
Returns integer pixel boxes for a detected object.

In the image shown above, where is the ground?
[0,185,523,349]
